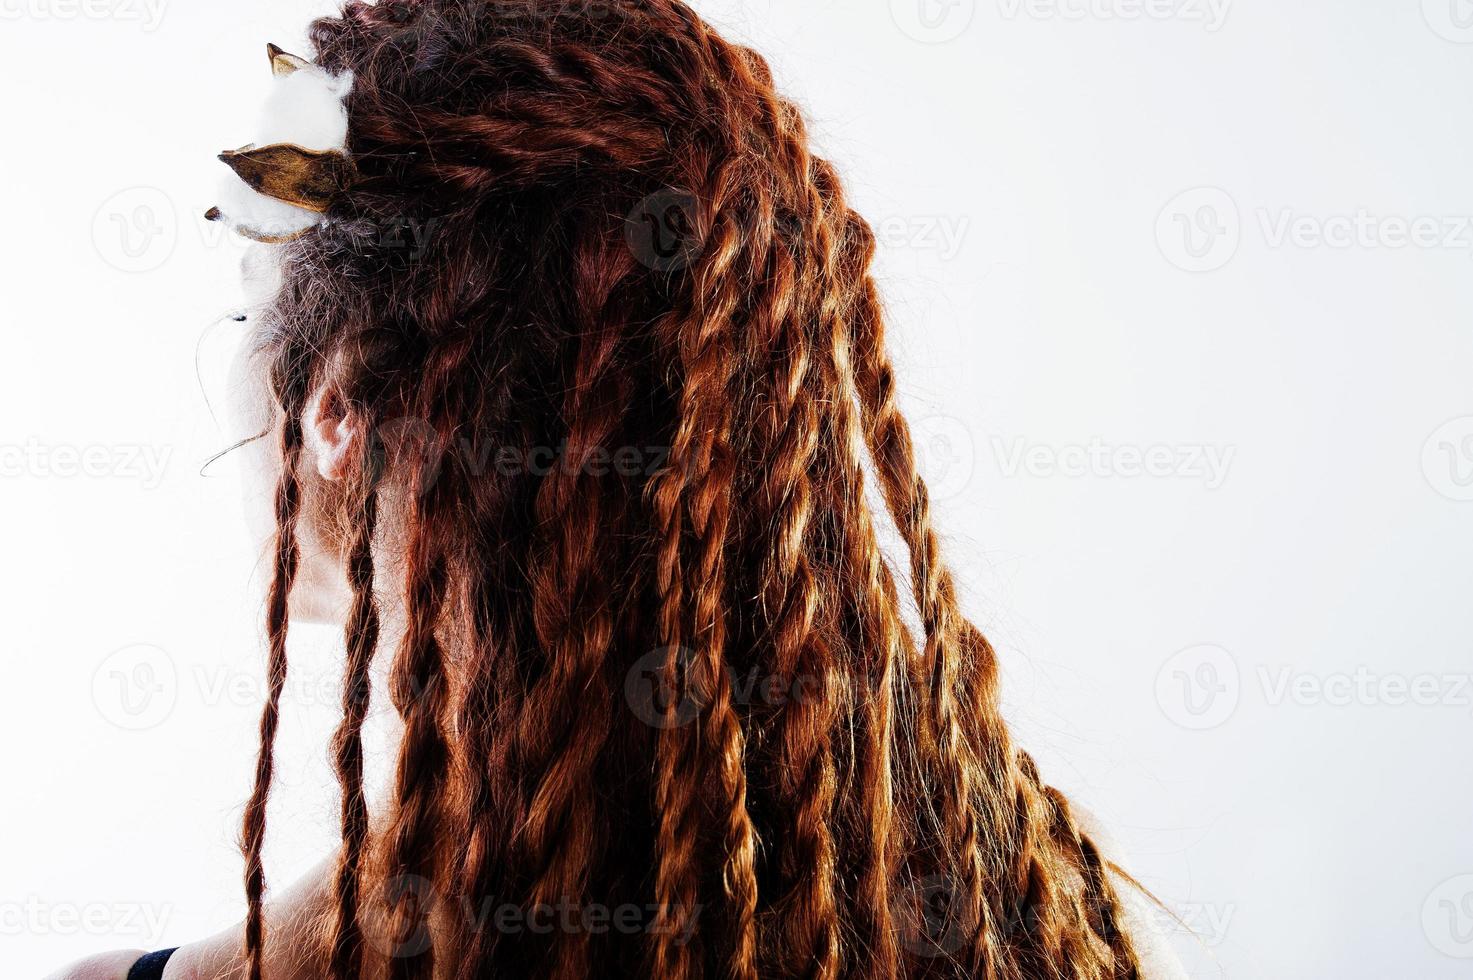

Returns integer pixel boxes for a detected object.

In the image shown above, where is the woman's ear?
[303,384,362,482]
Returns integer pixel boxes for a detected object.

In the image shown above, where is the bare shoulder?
[1072,805,1190,980]
[40,950,148,980]
[158,932,244,980]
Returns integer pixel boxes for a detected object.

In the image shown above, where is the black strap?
[126,948,179,980]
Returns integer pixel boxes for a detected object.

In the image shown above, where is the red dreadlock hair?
[237,2,1146,978]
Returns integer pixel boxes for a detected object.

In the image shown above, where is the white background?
[3,0,1472,976]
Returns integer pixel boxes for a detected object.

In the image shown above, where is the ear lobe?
[304,386,361,482]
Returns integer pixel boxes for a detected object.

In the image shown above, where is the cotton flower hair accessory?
[205,44,356,244]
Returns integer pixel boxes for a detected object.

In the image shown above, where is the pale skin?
[47,251,379,980]
[48,249,1188,980]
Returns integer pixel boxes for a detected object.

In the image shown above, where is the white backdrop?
[4,1,1472,977]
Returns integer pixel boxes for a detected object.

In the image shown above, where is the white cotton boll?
[254,67,354,152]
[208,62,354,242]
[213,167,321,240]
